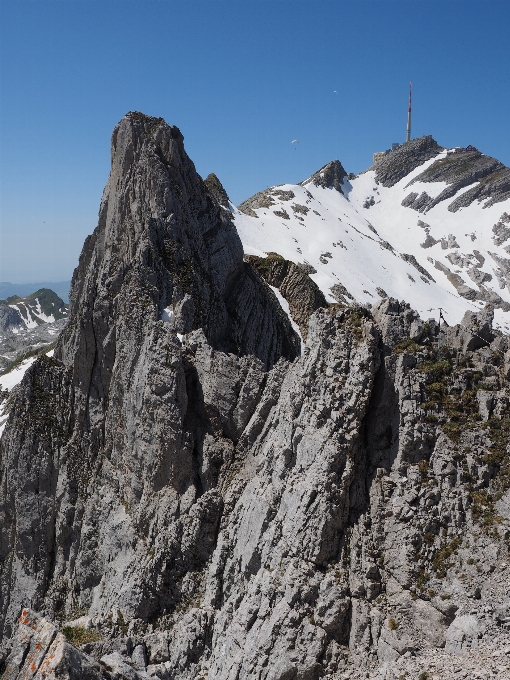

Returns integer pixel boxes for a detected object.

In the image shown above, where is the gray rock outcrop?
[203,172,231,209]
[237,188,297,218]
[244,253,328,339]
[0,608,146,679]
[237,189,277,217]
[407,148,510,212]
[374,135,444,187]
[0,111,299,640]
[299,159,347,193]
[1,113,510,680]
[0,305,23,335]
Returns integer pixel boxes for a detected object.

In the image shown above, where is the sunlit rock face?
[2,115,510,680]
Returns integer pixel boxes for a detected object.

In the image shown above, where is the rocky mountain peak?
[59,111,298,371]
[238,160,348,218]
[203,172,231,209]
[0,111,300,638]
[0,288,68,375]
[374,134,444,186]
[2,114,510,680]
[0,288,67,335]
[0,287,68,374]
[300,158,347,192]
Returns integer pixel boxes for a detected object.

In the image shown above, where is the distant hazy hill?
[0,287,68,329]
[0,280,71,303]
[0,287,69,371]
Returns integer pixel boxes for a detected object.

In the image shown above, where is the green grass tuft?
[61,625,101,646]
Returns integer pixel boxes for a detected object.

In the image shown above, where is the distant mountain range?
[0,287,68,372]
[0,287,68,334]
[0,280,71,303]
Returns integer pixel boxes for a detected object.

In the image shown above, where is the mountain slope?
[0,281,71,303]
[0,288,68,374]
[0,288,68,335]
[2,117,510,680]
[0,111,299,640]
[235,137,510,333]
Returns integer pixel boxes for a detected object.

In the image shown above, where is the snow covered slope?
[234,137,510,331]
[0,288,67,372]
[0,287,68,335]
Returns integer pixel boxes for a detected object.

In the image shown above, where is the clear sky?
[1,0,509,283]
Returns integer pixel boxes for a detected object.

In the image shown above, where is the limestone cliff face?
[0,112,298,638]
[1,114,510,680]
[245,254,328,339]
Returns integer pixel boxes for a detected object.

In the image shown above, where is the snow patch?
[0,356,37,392]
[0,356,38,438]
[0,348,56,439]
[161,308,175,323]
[268,285,302,349]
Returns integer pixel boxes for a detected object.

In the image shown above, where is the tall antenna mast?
[406,81,412,142]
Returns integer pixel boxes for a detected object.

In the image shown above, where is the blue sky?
[1,0,509,284]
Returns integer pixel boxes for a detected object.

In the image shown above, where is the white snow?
[268,284,302,348]
[0,356,37,392]
[0,413,7,438]
[33,299,56,323]
[161,307,184,342]
[161,307,175,323]
[0,356,37,438]
[7,298,58,330]
[234,150,510,330]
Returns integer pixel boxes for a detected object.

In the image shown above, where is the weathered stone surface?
[445,614,486,654]
[299,159,347,193]
[203,172,231,209]
[0,609,125,680]
[2,112,510,680]
[375,135,444,187]
[0,112,299,641]
[245,254,328,339]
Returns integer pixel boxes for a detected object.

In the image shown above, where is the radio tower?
[406,81,412,142]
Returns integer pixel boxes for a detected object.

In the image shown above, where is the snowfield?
[9,301,60,329]
[234,148,510,331]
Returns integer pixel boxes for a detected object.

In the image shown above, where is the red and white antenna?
[406,81,412,142]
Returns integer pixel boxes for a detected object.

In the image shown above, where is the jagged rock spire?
[300,159,347,193]
[204,172,231,208]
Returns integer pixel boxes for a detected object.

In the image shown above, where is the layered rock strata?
[0,112,299,639]
[299,159,347,193]
[244,253,328,339]
[1,113,510,680]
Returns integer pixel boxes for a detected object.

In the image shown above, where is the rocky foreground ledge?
[2,302,510,680]
[0,608,152,679]
[1,591,510,680]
